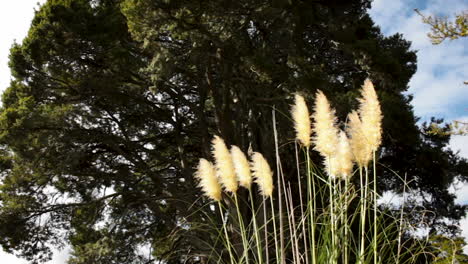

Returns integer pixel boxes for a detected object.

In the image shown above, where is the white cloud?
[370,0,468,121]
[0,250,27,264]
[0,248,69,264]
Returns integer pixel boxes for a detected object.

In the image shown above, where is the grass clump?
[193,79,430,264]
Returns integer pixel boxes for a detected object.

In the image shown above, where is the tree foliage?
[430,235,468,264]
[415,9,468,45]
[0,0,466,262]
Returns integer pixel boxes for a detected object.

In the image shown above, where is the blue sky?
[370,0,468,122]
[0,0,467,262]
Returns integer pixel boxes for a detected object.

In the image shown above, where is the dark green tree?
[0,0,466,263]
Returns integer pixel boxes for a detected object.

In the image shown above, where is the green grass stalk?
[263,196,269,263]
[306,147,317,264]
[234,193,249,264]
[359,166,366,264]
[249,189,263,264]
[295,142,309,264]
[218,201,236,264]
[373,152,377,264]
[327,156,337,264]
[272,109,285,264]
[344,176,349,264]
[270,197,280,264]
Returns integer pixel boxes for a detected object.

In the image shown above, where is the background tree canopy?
[0,0,466,263]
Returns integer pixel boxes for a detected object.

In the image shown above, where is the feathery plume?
[231,145,252,188]
[195,159,222,201]
[251,152,274,197]
[291,94,311,147]
[212,136,238,193]
[358,79,383,152]
[325,130,354,179]
[312,90,339,157]
[326,155,341,179]
[336,130,354,179]
[347,111,372,167]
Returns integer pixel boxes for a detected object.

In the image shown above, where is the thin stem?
[359,166,366,264]
[396,173,407,263]
[218,201,235,264]
[272,109,285,264]
[344,177,349,264]
[307,148,317,264]
[373,152,377,264]
[263,196,269,263]
[249,189,263,264]
[270,197,280,264]
[234,193,249,264]
[328,156,336,264]
[287,183,301,264]
[295,142,309,264]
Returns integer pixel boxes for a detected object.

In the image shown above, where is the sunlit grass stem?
[359,166,366,264]
[306,147,317,264]
[249,189,263,264]
[234,193,249,264]
[327,156,337,264]
[344,176,349,264]
[295,142,310,264]
[270,196,280,264]
[218,201,236,264]
[373,152,378,264]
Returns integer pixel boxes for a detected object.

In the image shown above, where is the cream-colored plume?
[358,79,383,152]
[212,136,238,193]
[195,158,222,201]
[347,111,372,168]
[231,145,252,188]
[336,130,354,179]
[325,131,353,179]
[251,152,274,197]
[312,90,339,157]
[291,94,311,147]
[326,155,340,180]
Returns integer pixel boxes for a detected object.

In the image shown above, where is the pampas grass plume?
[312,90,339,157]
[347,111,372,167]
[358,79,383,151]
[251,152,273,197]
[231,145,252,188]
[292,94,311,147]
[195,158,222,201]
[337,130,354,179]
[212,136,238,193]
[326,130,354,179]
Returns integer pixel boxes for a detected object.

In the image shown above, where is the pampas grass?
[312,90,339,157]
[251,152,273,197]
[357,79,382,264]
[358,79,382,152]
[231,145,252,189]
[192,80,429,264]
[195,158,222,201]
[348,111,372,168]
[212,135,238,193]
[336,130,354,180]
[292,94,311,147]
